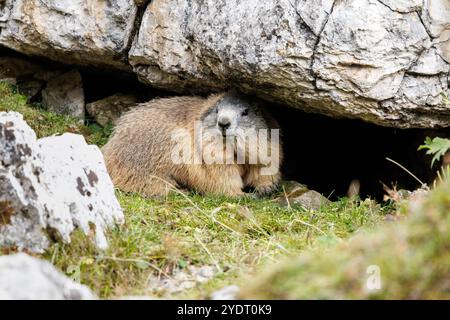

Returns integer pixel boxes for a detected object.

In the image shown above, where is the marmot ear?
[200,93,223,121]
[206,92,226,108]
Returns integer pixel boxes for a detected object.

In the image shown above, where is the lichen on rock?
[0,111,124,253]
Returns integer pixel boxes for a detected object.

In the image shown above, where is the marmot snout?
[102,92,283,197]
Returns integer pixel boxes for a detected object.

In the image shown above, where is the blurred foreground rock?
[211,285,240,300]
[0,112,124,253]
[0,253,95,300]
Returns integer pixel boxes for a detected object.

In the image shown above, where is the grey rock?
[291,190,331,211]
[0,112,124,253]
[296,0,335,36]
[34,70,64,82]
[1,0,448,128]
[420,1,450,67]
[420,0,450,38]
[129,0,450,128]
[129,0,318,94]
[277,181,330,211]
[0,56,48,80]
[410,47,450,75]
[313,1,429,100]
[0,56,58,100]
[86,94,138,127]
[17,79,45,100]
[0,253,95,300]
[211,285,240,300]
[0,0,137,70]
[437,35,450,65]
[383,184,429,204]
[378,0,423,13]
[41,69,85,120]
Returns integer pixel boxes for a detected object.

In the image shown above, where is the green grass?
[0,82,112,146]
[45,192,386,298]
[240,173,450,299]
[0,81,395,298]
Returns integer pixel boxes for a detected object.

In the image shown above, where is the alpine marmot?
[102,92,283,197]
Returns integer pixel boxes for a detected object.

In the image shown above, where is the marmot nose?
[218,118,231,130]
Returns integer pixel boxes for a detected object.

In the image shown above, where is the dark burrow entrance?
[271,105,450,201]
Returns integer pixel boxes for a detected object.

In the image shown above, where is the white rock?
[211,285,240,300]
[0,112,124,253]
[129,0,450,128]
[0,253,96,300]
[313,0,430,101]
[378,0,423,13]
[0,0,137,69]
[296,0,335,36]
[421,0,450,37]
[410,47,450,75]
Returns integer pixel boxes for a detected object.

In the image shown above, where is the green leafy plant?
[418,137,450,167]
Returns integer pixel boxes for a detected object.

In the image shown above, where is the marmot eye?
[242,109,249,116]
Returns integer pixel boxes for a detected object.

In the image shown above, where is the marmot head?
[201,91,271,137]
[198,92,279,165]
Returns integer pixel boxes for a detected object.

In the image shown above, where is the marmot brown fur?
[102,91,283,198]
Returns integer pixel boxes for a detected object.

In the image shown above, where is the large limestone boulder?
[0,112,124,253]
[0,0,138,69]
[129,0,450,128]
[0,0,447,128]
[0,253,95,300]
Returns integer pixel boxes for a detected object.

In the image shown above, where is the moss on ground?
[3,80,446,299]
